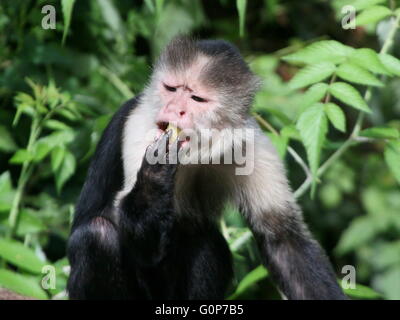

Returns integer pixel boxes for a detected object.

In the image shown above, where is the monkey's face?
[155,56,220,140]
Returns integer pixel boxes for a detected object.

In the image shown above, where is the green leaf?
[144,0,155,13]
[51,146,66,172]
[13,93,35,126]
[267,133,288,159]
[336,62,383,86]
[352,0,386,11]
[349,49,392,75]
[356,6,392,25]
[14,209,46,236]
[228,265,268,299]
[55,150,76,193]
[0,171,15,212]
[56,108,79,121]
[0,269,47,299]
[44,119,71,131]
[297,103,328,192]
[9,149,32,164]
[61,0,76,45]
[1,209,47,236]
[282,40,354,65]
[336,217,377,254]
[379,53,400,77]
[374,267,400,299]
[324,103,346,132]
[0,171,13,193]
[0,239,46,274]
[373,241,400,269]
[384,141,400,184]
[97,0,123,32]
[289,62,336,90]
[360,127,399,139]
[320,183,342,208]
[32,140,53,162]
[329,82,371,113]
[298,83,329,116]
[236,0,247,37]
[44,131,75,147]
[281,125,301,141]
[53,257,70,276]
[155,0,165,17]
[343,282,381,299]
[0,126,17,153]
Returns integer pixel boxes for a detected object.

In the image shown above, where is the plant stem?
[98,66,134,100]
[253,113,311,177]
[324,74,337,103]
[7,118,39,238]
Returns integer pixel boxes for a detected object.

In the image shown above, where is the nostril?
[179,111,185,116]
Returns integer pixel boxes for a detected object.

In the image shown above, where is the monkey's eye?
[164,84,176,92]
[191,95,207,103]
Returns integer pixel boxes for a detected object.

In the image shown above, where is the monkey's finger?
[167,139,180,165]
[158,130,171,151]
[152,130,170,160]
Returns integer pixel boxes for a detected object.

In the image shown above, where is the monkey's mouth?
[157,121,169,132]
[156,121,190,148]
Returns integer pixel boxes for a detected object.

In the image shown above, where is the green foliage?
[297,103,328,193]
[0,239,46,274]
[288,62,336,90]
[384,141,400,184]
[336,62,383,86]
[282,40,354,65]
[356,6,392,25]
[0,269,48,299]
[61,0,76,45]
[228,265,268,299]
[343,282,381,299]
[329,82,371,112]
[324,103,346,132]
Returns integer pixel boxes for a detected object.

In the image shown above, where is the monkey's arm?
[239,133,347,300]
[118,133,177,266]
[252,206,347,300]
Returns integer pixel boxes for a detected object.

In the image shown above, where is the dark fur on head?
[156,36,261,115]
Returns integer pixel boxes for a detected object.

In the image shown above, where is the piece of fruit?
[166,123,181,143]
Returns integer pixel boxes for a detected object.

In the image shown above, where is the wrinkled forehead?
[161,55,212,87]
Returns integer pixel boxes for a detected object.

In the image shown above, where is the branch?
[253,113,312,178]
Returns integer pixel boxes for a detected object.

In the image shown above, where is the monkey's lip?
[156,121,190,146]
[157,121,170,132]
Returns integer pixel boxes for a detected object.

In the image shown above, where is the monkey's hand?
[137,130,178,194]
[120,131,178,266]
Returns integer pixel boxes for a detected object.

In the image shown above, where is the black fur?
[254,218,347,300]
[67,97,233,299]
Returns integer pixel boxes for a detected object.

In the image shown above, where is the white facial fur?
[117,90,299,238]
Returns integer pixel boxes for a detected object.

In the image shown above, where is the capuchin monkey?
[67,37,347,300]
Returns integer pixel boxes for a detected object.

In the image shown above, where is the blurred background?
[0,0,399,300]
